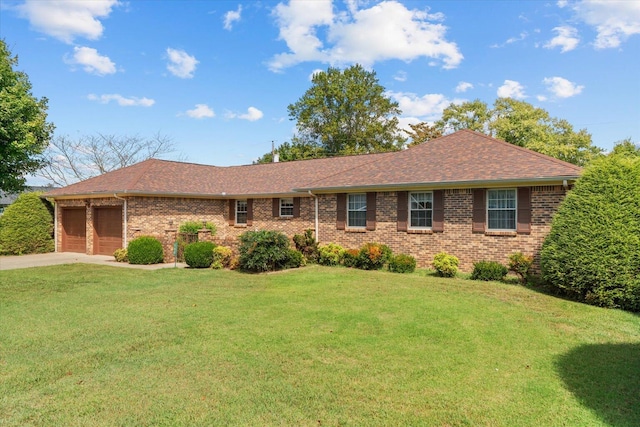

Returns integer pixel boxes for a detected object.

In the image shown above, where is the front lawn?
[1,265,638,426]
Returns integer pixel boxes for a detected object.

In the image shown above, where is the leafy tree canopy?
[435,98,602,166]
[0,39,54,193]
[257,64,405,163]
[404,122,443,147]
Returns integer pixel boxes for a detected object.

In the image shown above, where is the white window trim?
[280,198,294,217]
[486,188,517,231]
[236,200,248,225]
[347,193,367,229]
[408,191,433,230]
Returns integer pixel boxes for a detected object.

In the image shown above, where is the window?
[487,189,516,230]
[236,200,248,225]
[347,194,366,228]
[280,198,294,217]
[409,192,433,228]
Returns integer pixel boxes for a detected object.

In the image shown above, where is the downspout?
[113,193,128,248]
[308,190,319,243]
[53,200,58,253]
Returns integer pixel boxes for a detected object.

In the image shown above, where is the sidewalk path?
[0,252,186,271]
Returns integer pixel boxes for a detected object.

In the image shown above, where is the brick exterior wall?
[54,186,566,271]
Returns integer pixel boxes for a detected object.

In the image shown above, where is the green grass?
[1,265,639,426]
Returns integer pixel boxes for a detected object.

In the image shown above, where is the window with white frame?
[410,192,433,228]
[487,189,516,230]
[347,194,366,228]
[280,198,294,217]
[236,200,248,225]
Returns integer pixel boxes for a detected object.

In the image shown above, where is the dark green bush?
[471,261,508,281]
[342,249,359,268]
[388,253,416,273]
[238,230,292,272]
[318,243,345,266]
[432,252,459,278]
[127,236,164,265]
[0,192,54,255]
[179,221,216,234]
[357,242,392,270]
[508,252,533,283]
[541,154,640,311]
[184,241,215,268]
[285,249,305,269]
[293,229,319,262]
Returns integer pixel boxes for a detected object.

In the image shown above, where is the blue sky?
[1,0,639,181]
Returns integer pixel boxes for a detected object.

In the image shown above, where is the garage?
[61,208,86,253]
[93,207,123,255]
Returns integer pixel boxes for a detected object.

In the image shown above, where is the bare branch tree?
[38,133,179,187]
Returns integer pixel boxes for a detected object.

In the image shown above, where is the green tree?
[286,64,405,158]
[610,138,639,157]
[254,137,325,164]
[0,40,54,193]
[435,98,602,166]
[0,192,54,255]
[404,122,443,146]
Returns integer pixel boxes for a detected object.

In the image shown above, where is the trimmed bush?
[293,229,319,262]
[388,254,416,273]
[433,252,459,278]
[318,243,345,266]
[113,248,128,263]
[285,249,305,268]
[342,249,359,268]
[357,242,392,270]
[238,230,291,272]
[471,261,508,281]
[127,236,164,265]
[184,241,215,268]
[541,153,640,311]
[0,192,54,255]
[508,252,533,283]
[211,246,234,269]
[179,221,217,235]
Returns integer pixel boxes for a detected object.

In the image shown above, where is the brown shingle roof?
[44,130,581,198]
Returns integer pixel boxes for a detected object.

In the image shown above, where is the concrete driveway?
[0,252,186,271]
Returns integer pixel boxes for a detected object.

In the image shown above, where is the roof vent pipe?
[273,153,279,163]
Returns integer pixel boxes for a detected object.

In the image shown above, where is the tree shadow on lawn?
[555,343,640,427]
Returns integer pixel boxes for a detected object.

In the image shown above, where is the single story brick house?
[43,130,581,271]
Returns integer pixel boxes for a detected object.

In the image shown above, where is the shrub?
[238,230,292,272]
[184,241,215,268]
[357,242,392,270]
[342,249,360,268]
[127,236,164,265]
[432,252,459,278]
[285,249,305,268]
[293,229,319,262]
[471,261,508,281]
[113,248,128,263]
[388,253,416,273]
[0,192,54,255]
[211,246,234,269]
[541,154,640,311]
[179,221,217,235]
[318,243,345,266]
[508,252,533,283]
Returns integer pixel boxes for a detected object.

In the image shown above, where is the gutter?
[113,193,128,248]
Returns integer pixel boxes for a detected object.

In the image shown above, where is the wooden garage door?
[94,207,123,255]
[62,208,86,253]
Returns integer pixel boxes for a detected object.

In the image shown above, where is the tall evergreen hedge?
[540,153,640,311]
[0,192,54,255]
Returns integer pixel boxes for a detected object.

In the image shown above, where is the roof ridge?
[301,150,398,188]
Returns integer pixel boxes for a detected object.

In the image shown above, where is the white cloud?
[185,104,215,119]
[387,91,453,121]
[15,0,119,43]
[166,48,199,78]
[455,81,473,93]
[269,0,462,71]
[87,94,155,107]
[544,26,580,52]
[225,106,264,121]
[561,0,640,49]
[393,71,407,82]
[490,31,528,48]
[65,46,116,75]
[542,76,584,98]
[497,80,526,99]
[223,5,242,30]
